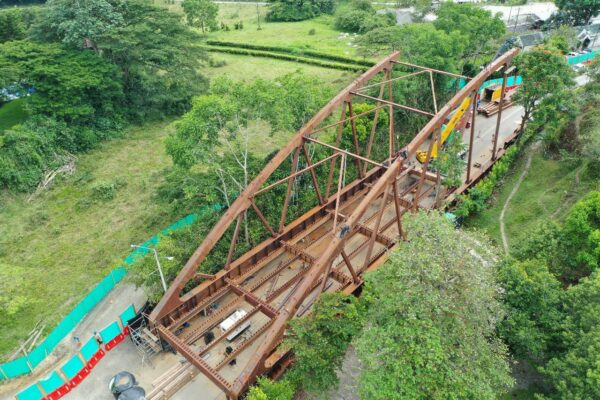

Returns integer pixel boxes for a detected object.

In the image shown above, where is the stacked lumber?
[477,90,517,117]
[146,359,199,400]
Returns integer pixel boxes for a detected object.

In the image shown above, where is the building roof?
[518,32,545,48]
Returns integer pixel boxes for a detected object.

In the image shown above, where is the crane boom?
[417,96,471,163]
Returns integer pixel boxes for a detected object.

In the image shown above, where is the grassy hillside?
[0,123,174,357]
[466,145,600,250]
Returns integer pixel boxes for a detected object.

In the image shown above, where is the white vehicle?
[219,309,251,342]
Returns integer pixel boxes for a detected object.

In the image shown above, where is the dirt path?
[500,142,540,255]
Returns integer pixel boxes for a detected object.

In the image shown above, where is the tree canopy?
[266,0,334,22]
[357,24,466,74]
[513,46,574,131]
[355,211,513,400]
[554,0,600,26]
[434,2,505,62]
[182,0,218,33]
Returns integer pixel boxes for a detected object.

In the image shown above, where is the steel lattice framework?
[148,49,521,399]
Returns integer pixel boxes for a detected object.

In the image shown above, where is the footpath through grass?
[465,146,600,248]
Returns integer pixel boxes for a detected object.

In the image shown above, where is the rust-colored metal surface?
[149,49,521,399]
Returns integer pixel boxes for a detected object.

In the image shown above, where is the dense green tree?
[182,0,218,33]
[340,102,389,161]
[434,3,505,64]
[513,46,574,133]
[554,0,600,26]
[431,130,467,190]
[557,191,600,280]
[266,0,335,22]
[498,259,565,365]
[38,0,125,49]
[357,24,466,74]
[512,220,562,262]
[404,0,432,20]
[0,8,26,43]
[541,270,600,399]
[94,0,208,119]
[166,73,329,171]
[531,89,580,153]
[284,293,363,392]
[333,0,394,34]
[355,212,513,400]
[34,0,208,120]
[0,41,123,126]
[544,25,578,55]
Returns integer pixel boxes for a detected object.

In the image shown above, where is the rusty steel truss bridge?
[148,49,521,399]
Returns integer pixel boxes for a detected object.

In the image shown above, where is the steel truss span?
[149,49,521,399]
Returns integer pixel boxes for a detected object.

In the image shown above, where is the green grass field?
[465,145,600,249]
[0,123,176,357]
[204,52,354,83]
[0,98,28,132]
[160,1,359,57]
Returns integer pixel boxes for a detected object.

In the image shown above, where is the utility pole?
[256,3,261,30]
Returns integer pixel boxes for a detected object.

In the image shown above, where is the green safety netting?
[80,337,100,361]
[16,383,43,400]
[0,357,31,379]
[61,356,84,380]
[100,321,122,343]
[456,76,523,93]
[120,304,136,326]
[38,371,65,394]
[567,51,598,65]
[0,205,221,381]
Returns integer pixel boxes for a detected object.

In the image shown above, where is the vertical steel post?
[492,66,508,161]
[466,89,478,183]
[388,67,395,160]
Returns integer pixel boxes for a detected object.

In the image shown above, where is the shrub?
[308,28,316,35]
[208,58,227,67]
[267,0,335,22]
[202,45,366,72]
[90,178,127,201]
[205,40,374,66]
[335,9,370,33]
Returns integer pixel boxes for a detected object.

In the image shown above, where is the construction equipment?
[416,96,471,163]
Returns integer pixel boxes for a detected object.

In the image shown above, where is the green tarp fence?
[456,75,523,93]
[15,304,133,400]
[80,337,100,362]
[119,304,136,327]
[15,383,43,400]
[566,50,598,65]
[99,322,121,343]
[38,371,65,394]
[60,356,84,381]
[0,204,221,381]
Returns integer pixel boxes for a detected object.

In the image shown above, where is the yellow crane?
[416,96,471,163]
